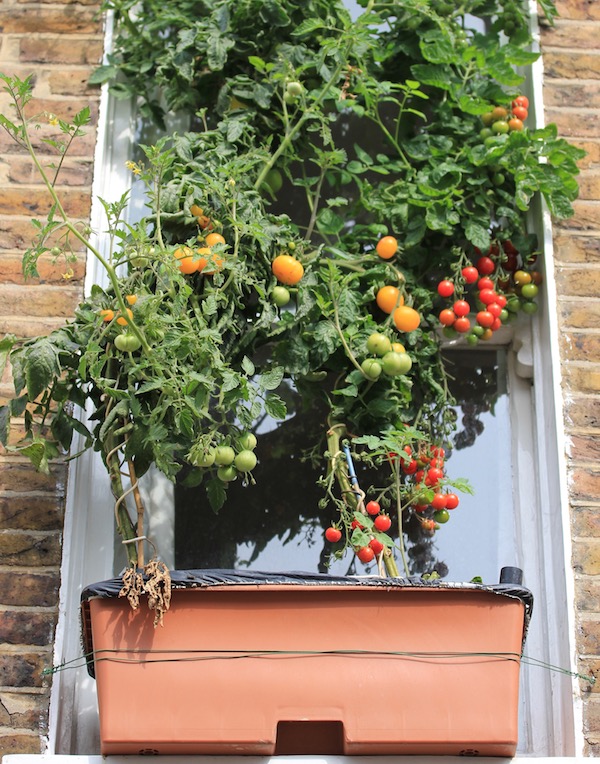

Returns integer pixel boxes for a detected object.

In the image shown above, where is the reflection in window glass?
[174,349,512,583]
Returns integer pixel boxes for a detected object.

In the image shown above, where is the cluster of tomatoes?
[189,432,258,482]
[436,241,542,344]
[361,332,412,380]
[480,94,529,146]
[325,499,393,564]
[400,443,459,531]
[99,295,141,351]
[271,252,304,306]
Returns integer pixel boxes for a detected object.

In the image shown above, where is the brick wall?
[540,0,600,755]
[0,0,103,753]
[0,0,598,757]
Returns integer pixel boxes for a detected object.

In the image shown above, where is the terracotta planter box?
[81,570,532,756]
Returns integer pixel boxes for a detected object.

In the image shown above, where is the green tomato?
[520,283,539,300]
[361,358,382,380]
[217,465,238,482]
[214,446,235,466]
[520,300,539,315]
[234,449,258,472]
[239,432,258,451]
[271,286,291,307]
[381,351,412,376]
[114,333,142,352]
[193,449,215,468]
[286,81,303,97]
[262,168,283,196]
[366,332,392,357]
[492,120,509,134]
[433,509,450,524]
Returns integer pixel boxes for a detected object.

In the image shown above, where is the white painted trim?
[527,0,583,755]
[47,9,137,755]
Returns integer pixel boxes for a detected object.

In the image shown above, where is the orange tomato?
[125,294,137,306]
[376,235,398,260]
[190,204,204,217]
[393,305,421,333]
[195,246,212,273]
[100,309,114,322]
[272,254,304,285]
[116,308,134,326]
[205,232,225,246]
[173,246,198,274]
[376,285,404,314]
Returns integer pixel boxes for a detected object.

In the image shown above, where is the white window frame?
[40,0,584,757]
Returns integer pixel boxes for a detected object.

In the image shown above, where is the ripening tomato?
[375,235,398,260]
[512,95,529,109]
[439,309,456,327]
[272,254,304,285]
[393,305,421,332]
[366,500,381,515]
[376,285,404,314]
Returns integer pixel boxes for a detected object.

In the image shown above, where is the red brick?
[0,651,49,688]
[0,572,59,607]
[1,156,94,187]
[556,266,600,297]
[0,187,91,218]
[560,298,600,329]
[541,19,600,48]
[0,253,86,286]
[19,37,104,66]
[0,494,63,531]
[0,733,46,756]
[0,531,61,567]
[0,611,57,647]
[543,51,600,79]
[569,465,600,501]
[573,539,600,575]
[0,460,66,494]
[553,200,600,229]
[1,8,102,35]
[553,0,600,21]
[565,394,600,429]
[0,283,84,318]
[554,233,600,263]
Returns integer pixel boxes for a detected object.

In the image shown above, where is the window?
[48,3,581,757]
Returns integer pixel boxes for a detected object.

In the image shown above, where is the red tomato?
[512,95,529,109]
[461,266,479,284]
[453,299,470,317]
[454,316,471,333]
[437,279,455,298]
[325,527,342,543]
[357,546,375,563]
[439,309,457,327]
[366,500,381,516]
[476,256,495,275]
[374,514,392,532]
[445,493,460,509]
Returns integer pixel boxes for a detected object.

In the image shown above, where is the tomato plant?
[0,0,583,594]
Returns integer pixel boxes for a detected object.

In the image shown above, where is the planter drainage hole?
[275,720,345,754]
[138,749,160,756]
[459,749,480,756]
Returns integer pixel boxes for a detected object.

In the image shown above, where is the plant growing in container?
[0,0,583,614]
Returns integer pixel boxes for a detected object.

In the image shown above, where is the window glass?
[173,348,511,583]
